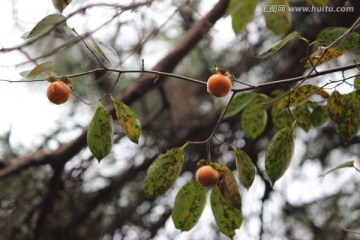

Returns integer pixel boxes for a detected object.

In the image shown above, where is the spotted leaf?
[112,96,141,144]
[211,186,243,239]
[265,122,295,186]
[241,97,268,139]
[313,27,360,52]
[217,166,242,209]
[232,147,255,190]
[87,102,114,162]
[172,181,207,231]
[144,143,187,198]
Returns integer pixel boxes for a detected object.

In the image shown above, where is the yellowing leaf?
[87,102,114,162]
[19,61,54,77]
[210,186,243,239]
[216,166,242,209]
[306,47,345,67]
[263,0,291,35]
[229,0,258,34]
[172,181,207,231]
[52,0,72,13]
[265,122,295,186]
[257,31,308,58]
[111,96,141,144]
[307,0,328,6]
[313,27,360,52]
[232,147,255,190]
[241,97,268,139]
[27,14,66,39]
[144,143,187,198]
[275,85,321,109]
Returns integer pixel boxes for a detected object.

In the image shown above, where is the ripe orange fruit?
[196,165,220,187]
[47,81,71,104]
[207,73,232,97]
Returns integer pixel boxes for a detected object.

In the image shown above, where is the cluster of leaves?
[142,142,254,238]
[14,0,360,239]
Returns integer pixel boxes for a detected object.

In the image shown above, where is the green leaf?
[334,92,360,143]
[319,160,357,177]
[354,75,360,91]
[229,0,258,34]
[87,36,120,67]
[232,147,255,190]
[263,0,291,35]
[241,97,268,139]
[310,105,329,127]
[257,31,308,58]
[313,27,360,52]
[293,105,311,132]
[87,102,114,162]
[223,92,258,119]
[19,61,54,77]
[305,47,345,67]
[144,144,187,198]
[211,186,243,239]
[275,85,321,109]
[172,181,207,231]
[217,166,242,209]
[265,122,295,186]
[52,0,72,13]
[27,14,66,39]
[111,96,141,144]
[271,106,294,129]
[327,90,346,123]
[307,0,328,6]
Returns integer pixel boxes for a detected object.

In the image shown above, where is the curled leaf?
[319,160,358,177]
[87,102,114,162]
[265,122,295,186]
[144,143,187,198]
[217,166,242,209]
[172,181,207,231]
[257,31,308,58]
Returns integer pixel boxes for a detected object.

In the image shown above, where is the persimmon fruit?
[207,73,232,97]
[47,81,71,104]
[196,165,220,187]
